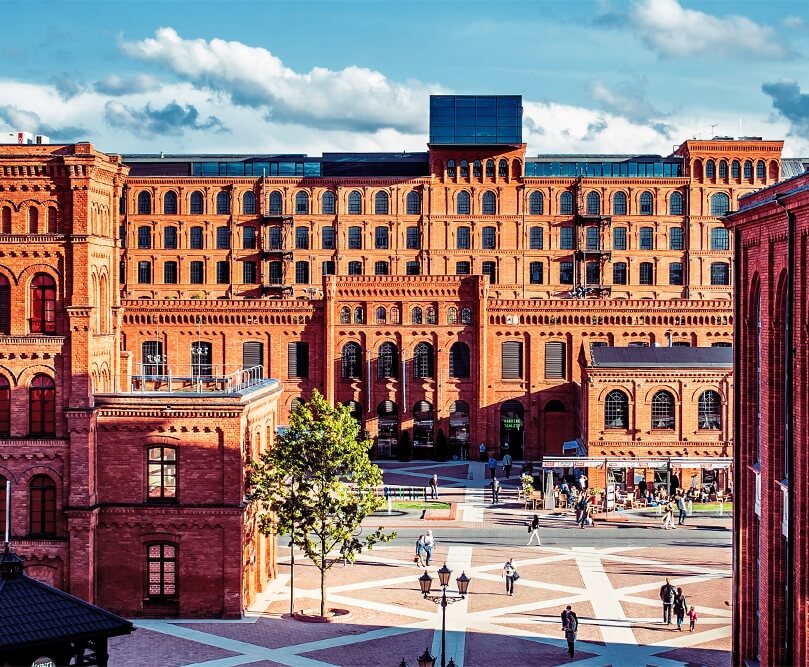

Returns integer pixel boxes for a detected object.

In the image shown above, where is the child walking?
[687,606,698,632]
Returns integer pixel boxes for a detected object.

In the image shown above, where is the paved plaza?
[110,462,732,667]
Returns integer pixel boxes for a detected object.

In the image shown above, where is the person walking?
[502,558,518,596]
[673,587,688,631]
[676,493,687,525]
[502,452,513,478]
[662,501,675,530]
[564,608,579,658]
[429,473,439,500]
[659,578,675,624]
[423,531,435,566]
[526,514,541,545]
[488,455,498,479]
[560,605,572,629]
[479,442,487,463]
[490,476,501,504]
[578,493,590,529]
[578,473,587,491]
[415,535,425,567]
[687,605,698,632]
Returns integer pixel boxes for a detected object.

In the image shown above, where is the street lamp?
[417,565,470,667]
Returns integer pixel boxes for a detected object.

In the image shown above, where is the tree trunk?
[320,554,327,618]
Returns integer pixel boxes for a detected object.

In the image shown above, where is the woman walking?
[526,514,541,546]
[564,608,579,658]
[423,530,435,566]
[429,474,439,500]
[502,558,518,596]
[662,501,675,530]
[673,587,688,631]
[415,535,425,567]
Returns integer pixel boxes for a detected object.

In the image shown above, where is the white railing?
[130,365,265,393]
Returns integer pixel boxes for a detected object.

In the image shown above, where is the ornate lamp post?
[417,565,470,667]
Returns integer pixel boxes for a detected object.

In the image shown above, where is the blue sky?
[1,0,808,156]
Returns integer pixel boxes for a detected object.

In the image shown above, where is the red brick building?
[725,171,809,666]
[0,95,788,618]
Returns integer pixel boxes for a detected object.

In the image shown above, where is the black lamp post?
[417,565,470,667]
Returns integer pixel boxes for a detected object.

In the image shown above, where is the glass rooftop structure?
[429,95,522,145]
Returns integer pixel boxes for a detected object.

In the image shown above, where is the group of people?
[659,578,698,631]
[414,531,435,567]
[479,444,514,479]
[661,492,689,529]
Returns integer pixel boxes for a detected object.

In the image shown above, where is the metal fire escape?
[260,208,294,297]
[571,177,612,298]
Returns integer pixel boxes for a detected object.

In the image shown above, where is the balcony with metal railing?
[129,364,266,394]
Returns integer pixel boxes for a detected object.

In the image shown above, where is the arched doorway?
[412,400,434,451]
[500,400,524,459]
[448,400,470,460]
[542,399,573,457]
[343,400,362,426]
[377,400,398,458]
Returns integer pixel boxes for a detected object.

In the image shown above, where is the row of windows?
[0,374,56,437]
[0,273,56,336]
[694,158,775,183]
[553,261,730,286]
[604,389,722,431]
[338,305,473,326]
[446,158,511,180]
[134,260,258,285]
[0,205,59,234]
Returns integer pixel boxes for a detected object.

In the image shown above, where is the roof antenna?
[709,123,718,138]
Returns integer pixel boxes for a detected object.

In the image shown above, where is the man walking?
[526,514,541,545]
[676,493,687,525]
[479,442,487,463]
[490,476,501,504]
[578,493,589,529]
[502,451,513,478]
[660,577,675,624]
[488,455,498,479]
[429,473,439,500]
[502,558,518,596]
[564,607,579,658]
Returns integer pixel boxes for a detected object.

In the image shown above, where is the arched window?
[0,375,10,436]
[710,227,730,250]
[706,160,716,179]
[348,191,362,214]
[639,191,653,215]
[31,274,56,334]
[295,191,309,215]
[447,160,456,178]
[189,191,204,214]
[485,159,495,178]
[343,400,362,424]
[651,390,675,429]
[460,307,472,324]
[460,160,469,178]
[0,275,9,335]
[449,342,470,378]
[411,307,423,325]
[406,191,421,215]
[545,400,566,412]
[29,474,56,535]
[473,159,481,178]
[374,191,389,215]
[698,390,722,429]
[456,191,471,215]
[413,342,434,378]
[756,160,765,181]
[377,342,398,379]
[718,160,728,180]
[560,192,573,215]
[269,191,283,215]
[340,306,350,324]
[147,446,177,500]
[426,306,436,324]
[586,192,600,215]
[29,374,56,436]
[390,306,400,324]
[1,206,10,234]
[353,306,364,324]
[137,191,151,214]
[447,307,458,325]
[28,207,39,234]
[47,206,57,233]
[163,191,177,215]
[529,191,544,215]
[743,160,753,180]
[375,306,386,324]
[482,191,496,215]
[710,193,730,216]
[498,159,508,178]
[242,191,256,214]
[604,390,629,429]
[669,192,683,215]
[341,342,362,379]
[347,260,362,275]
[216,191,231,215]
[613,192,627,215]
[321,191,336,215]
[731,160,740,180]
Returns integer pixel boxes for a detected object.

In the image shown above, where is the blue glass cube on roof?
[429,95,522,145]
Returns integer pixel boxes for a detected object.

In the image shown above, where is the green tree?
[251,390,394,617]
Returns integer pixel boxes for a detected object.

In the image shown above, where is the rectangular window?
[137,261,152,284]
[295,227,309,250]
[243,341,264,377]
[375,226,389,249]
[544,341,566,379]
[141,340,165,375]
[243,226,257,249]
[529,262,543,284]
[216,261,230,284]
[147,447,177,501]
[288,341,309,378]
[669,227,683,250]
[164,226,178,249]
[406,261,420,275]
[669,262,683,285]
[457,227,471,250]
[613,262,627,285]
[481,261,496,284]
[639,227,654,250]
[190,227,204,249]
[216,227,230,249]
[585,227,599,250]
[585,262,600,285]
[348,227,362,250]
[711,263,730,285]
[322,226,335,250]
[243,261,257,284]
[501,341,523,379]
[119,224,126,247]
[147,543,178,599]
[295,261,310,284]
[268,261,282,284]
[613,227,627,250]
[529,227,543,250]
[138,226,151,249]
[455,261,470,275]
[482,227,496,249]
[164,261,178,284]
[348,261,362,275]
[560,226,574,250]
[406,226,420,249]
[374,261,389,275]
[268,227,282,250]
[190,261,204,284]
[639,262,654,285]
[322,260,335,276]
[560,261,574,284]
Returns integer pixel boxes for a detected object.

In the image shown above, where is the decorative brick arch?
[641,384,680,404]
[16,364,61,387]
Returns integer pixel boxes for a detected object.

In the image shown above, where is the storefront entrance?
[377,400,398,458]
[448,400,470,460]
[413,400,434,451]
[500,400,524,459]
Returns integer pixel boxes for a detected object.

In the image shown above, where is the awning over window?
[541,456,732,470]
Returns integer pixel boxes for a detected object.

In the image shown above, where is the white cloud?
[120,28,443,133]
[782,16,806,30]
[94,74,161,96]
[590,77,667,126]
[629,0,789,59]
